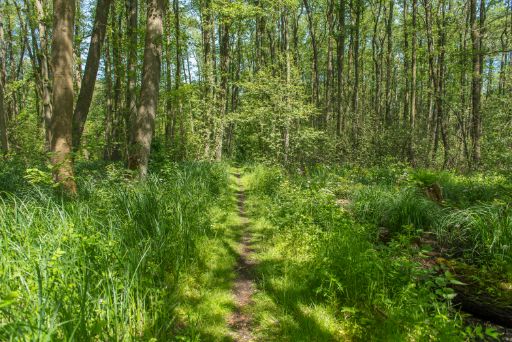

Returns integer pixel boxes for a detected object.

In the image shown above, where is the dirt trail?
[228,173,256,341]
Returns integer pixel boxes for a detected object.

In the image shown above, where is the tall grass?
[0,162,227,340]
[245,166,463,341]
[437,202,512,263]
[352,186,441,235]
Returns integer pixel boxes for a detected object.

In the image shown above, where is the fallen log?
[453,286,512,328]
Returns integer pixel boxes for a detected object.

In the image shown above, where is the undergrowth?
[0,162,228,340]
[244,164,509,341]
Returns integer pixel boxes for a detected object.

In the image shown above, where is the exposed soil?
[228,173,257,341]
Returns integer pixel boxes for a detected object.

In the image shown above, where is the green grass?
[242,166,466,341]
[0,162,229,341]
[1,161,509,340]
[172,171,246,341]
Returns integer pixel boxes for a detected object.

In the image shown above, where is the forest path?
[227,172,257,341]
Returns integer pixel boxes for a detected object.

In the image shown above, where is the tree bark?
[437,0,449,168]
[50,0,77,195]
[103,34,114,160]
[128,0,165,178]
[72,0,111,150]
[110,9,123,161]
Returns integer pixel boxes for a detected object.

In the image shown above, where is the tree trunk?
[409,0,417,163]
[470,0,484,167]
[103,34,114,160]
[384,0,394,127]
[402,0,409,127]
[371,0,383,129]
[437,0,449,168]
[73,1,83,94]
[214,21,230,161]
[126,0,138,160]
[50,0,77,195]
[303,0,320,110]
[423,0,438,162]
[351,0,361,139]
[0,13,8,154]
[164,8,175,147]
[174,0,184,158]
[201,0,214,159]
[110,9,124,161]
[72,0,111,150]
[336,0,346,136]
[128,0,165,178]
[325,0,334,126]
[35,0,53,150]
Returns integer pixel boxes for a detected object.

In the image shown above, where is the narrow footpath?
[228,173,257,341]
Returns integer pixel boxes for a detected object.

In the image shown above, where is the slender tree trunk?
[126,0,138,160]
[214,20,230,161]
[351,0,361,139]
[384,0,394,127]
[174,0,184,158]
[164,9,175,146]
[128,0,165,178]
[423,0,438,161]
[201,0,214,158]
[325,0,334,126]
[457,16,471,167]
[72,0,111,150]
[0,14,8,154]
[35,0,53,150]
[409,0,417,162]
[402,0,409,126]
[74,1,83,93]
[303,0,320,110]
[111,9,123,161]
[103,34,114,160]
[437,0,449,168]
[336,0,346,136]
[50,0,77,195]
[470,0,484,167]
